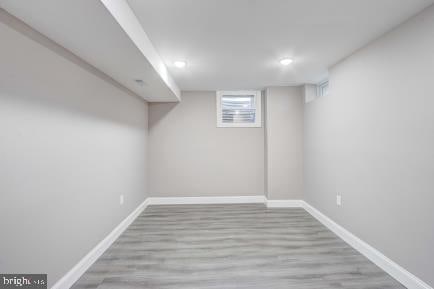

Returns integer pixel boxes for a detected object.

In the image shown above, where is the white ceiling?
[128,0,433,90]
[1,0,433,96]
[0,0,180,102]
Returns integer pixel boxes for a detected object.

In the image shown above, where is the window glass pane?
[318,81,329,96]
[221,95,256,123]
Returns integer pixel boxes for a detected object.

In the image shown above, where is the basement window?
[216,91,262,127]
[317,81,329,97]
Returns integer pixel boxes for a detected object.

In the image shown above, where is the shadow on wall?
[0,8,147,129]
[148,102,178,128]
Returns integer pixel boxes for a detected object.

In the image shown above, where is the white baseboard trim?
[302,201,432,289]
[52,196,431,289]
[51,198,151,289]
[266,199,303,208]
[147,195,266,205]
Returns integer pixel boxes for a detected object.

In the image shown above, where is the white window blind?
[216,91,261,127]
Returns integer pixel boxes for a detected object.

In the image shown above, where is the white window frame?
[216,90,262,128]
[317,81,329,97]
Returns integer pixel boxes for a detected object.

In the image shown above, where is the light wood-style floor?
[72,204,405,289]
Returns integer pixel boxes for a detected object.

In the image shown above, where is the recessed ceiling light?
[174,61,187,68]
[280,58,293,66]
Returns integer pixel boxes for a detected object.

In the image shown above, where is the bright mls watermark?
[0,274,46,288]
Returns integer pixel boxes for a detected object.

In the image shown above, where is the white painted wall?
[303,84,318,103]
[0,12,148,287]
[148,91,264,197]
[304,5,434,287]
[265,87,304,200]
